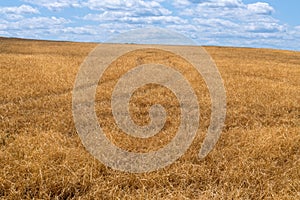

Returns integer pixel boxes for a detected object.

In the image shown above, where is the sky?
[0,0,299,51]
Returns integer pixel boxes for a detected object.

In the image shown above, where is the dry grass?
[0,37,299,199]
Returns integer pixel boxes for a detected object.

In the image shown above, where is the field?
[0,37,299,199]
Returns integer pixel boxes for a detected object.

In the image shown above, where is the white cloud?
[197,0,244,8]
[61,26,98,35]
[179,0,279,32]
[193,18,239,29]
[0,5,40,20]
[81,1,179,26]
[245,22,285,33]
[83,0,159,10]
[22,0,82,10]
[289,26,300,40]
[81,0,172,17]
[0,30,9,35]
[3,17,69,30]
[106,27,196,45]
[172,0,191,7]
[23,0,170,13]
[0,22,7,30]
[167,0,297,50]
[247,2,274,15]
[83,11,132,21]
[134,16,187,24]
[83,12,186,24]
[3,14,24,20]
[295,25,300,34]
[0,4,39,15]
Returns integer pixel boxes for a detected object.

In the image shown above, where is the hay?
[0,38,299,199]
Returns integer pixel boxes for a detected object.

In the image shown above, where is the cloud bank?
[0,0,299,50]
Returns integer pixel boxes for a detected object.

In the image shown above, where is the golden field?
[0,37,299,199]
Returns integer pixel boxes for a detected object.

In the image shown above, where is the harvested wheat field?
[0,37,299,199]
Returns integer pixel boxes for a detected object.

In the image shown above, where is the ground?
[0,37,299,199]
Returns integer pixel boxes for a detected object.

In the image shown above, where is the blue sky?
[0,0,299,51]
